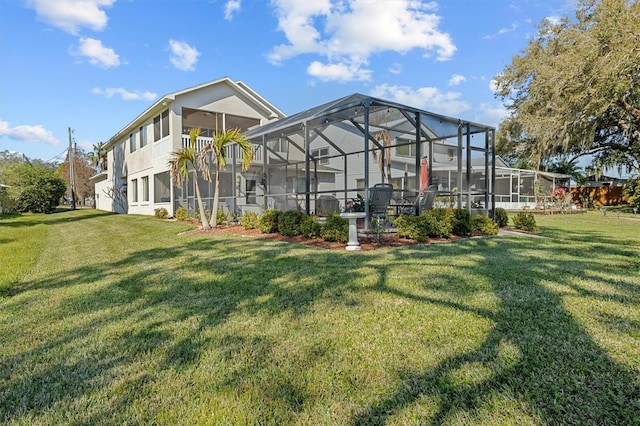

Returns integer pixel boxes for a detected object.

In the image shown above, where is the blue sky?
[0,0,576,163]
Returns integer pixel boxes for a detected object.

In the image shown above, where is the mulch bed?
[187,224,462,251]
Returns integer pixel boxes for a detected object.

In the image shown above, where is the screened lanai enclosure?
[176,94,497,228]
[245,94,496,226]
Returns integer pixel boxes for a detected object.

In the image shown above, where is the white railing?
[181,135,212,152]
[181,135,262,163]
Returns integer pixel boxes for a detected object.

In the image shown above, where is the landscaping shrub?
[421,207,454,238]
[175,207,189,221]
[194,209,212,223]
[494,207,509,227]
[278,210,306,236]
[258,209,280,233]
[226,211,238,224]
[471,214,498,235]
[512,212,537,231]
[300,215,322,239]
[241,211,259,230]
[216,209,227,225]
[452,209,472,236]
[154,207,169,219]
[320,213,348,243]
[393,215,418,240]
[394,209,454,242]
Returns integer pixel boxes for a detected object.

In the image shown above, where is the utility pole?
[68,127,76,210]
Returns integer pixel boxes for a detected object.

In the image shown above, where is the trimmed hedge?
[452,209,472,236]
[258,209,280,233]
[300,215,322,239]
[241,211,259,230]
[394,208,454,242]
[154,207,169,219]
[175,207,189,222]
[494,207,509,228]
[278,210,306,236]
[320,214,348,243]
[512,212,537,232]
[471,214,498,235]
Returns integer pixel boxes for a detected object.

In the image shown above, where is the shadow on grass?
[352,237,640,424]
[1,224,639,424]
[0,209,115,228]
[540,226,640,247]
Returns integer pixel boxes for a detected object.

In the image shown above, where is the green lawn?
[1,209,639,425]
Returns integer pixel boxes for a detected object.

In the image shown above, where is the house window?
[139,125,147,148]
[154,172,171,203]
[142,176,149,202]
[131,179,138,203]
[245,179,256,204]
[129,132,136,153]
[396,140,416,158]
[154,109,170,142]
[268,138,288,153]
[448,148,456,161]
[311,147,329,165]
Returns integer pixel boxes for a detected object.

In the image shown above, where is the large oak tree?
[494,0,640,174]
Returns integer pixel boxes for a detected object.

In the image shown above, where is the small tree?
[89,142,108,172]
[623,176,640,210]
[199,129,253,228]
[3,163,66,213]
[169,128,211,230]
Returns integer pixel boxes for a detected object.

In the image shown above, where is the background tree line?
[494,0,639,183]
[0,143,106,215]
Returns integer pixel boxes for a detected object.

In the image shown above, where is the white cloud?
[489,74,503,94]
[370,84,470,116]
[73,37,120,68]
[268,0,456,81]
[25,0,115,34]
[92,87,157,101]
[76,139,95,153]
[307,61,372,82]
[0,120,59,145]
[168,39,200,71]
[544,15,562,26]
[475,103,508,128]
[483,22,518,39]
[388,63,402,75]
[224,0,241,20]
[449,74,466,86]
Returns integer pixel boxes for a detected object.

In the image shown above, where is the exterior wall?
[97,79,282,217]
[93,176,111,211]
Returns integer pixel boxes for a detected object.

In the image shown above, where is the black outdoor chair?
[368,183,394,222]
[403,185,438,215]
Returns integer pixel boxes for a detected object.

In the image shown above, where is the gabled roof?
[104,77,285,149]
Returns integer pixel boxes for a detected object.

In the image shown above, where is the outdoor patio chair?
[368,183,394,222]
[403,185,438,215]
[317,195,340,216]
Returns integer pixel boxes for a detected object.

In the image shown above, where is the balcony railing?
[181,135,262,163]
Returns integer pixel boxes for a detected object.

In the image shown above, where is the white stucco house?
[92,77,285,217]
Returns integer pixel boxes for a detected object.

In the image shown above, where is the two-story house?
[93,77,285,217]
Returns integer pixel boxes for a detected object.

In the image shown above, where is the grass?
[1,209,639,425]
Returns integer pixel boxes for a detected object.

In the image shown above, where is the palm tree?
[90,142,108,172]
[372,130,392,183]
[169,128,211,230]
[199,128,253,228]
